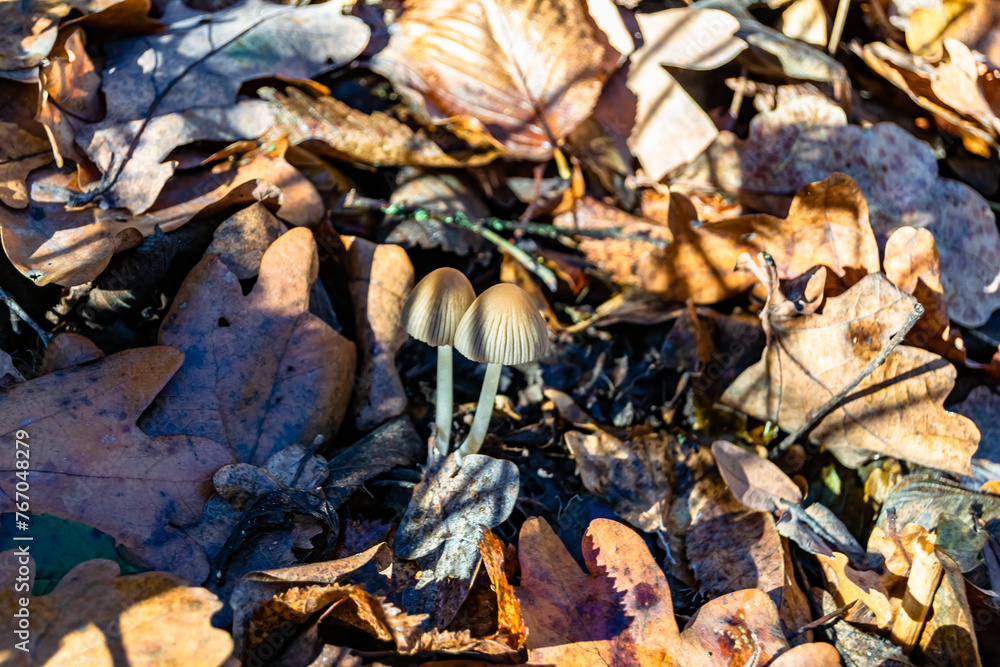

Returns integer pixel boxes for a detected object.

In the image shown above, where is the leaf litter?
[5,0,1000,665]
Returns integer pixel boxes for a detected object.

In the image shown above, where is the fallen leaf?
[711,0,847,84]
[712,440,802,514]
[921,548,982,667]
[76,101,274,215]
[395,455,519,561]
[779,0,829,47]
[548,388,675,531]
[769,641,842,666]
[722,272,979,474]
[552,196,672,285]
[38,332,103,374]
[0,81,53,207]
[264,87,501,169]
[322,416,425,507]
[230,544,393,658]
[686,471,811,637]
[626,8,739,179]
[875,475,1000,571]
[817,551,894,628]
[0,347,232,582]
[856,40,1000,150]
[676,93,1000,326]
[515,516,684,665]
[0,559,232,666]
[341,236,413,431]
[638,174,880,303]
[883,226,962,360]
[99,0,368,123]
[372,0,621,161]
[36,27,103,172]
[868,522,931,577]
[679,588,792,666]
[1,144,322,286]
[204,202,283,280]
[901,0,1000,65]
[140,228,356,466]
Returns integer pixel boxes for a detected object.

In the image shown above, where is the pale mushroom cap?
[401,267,476,346]
[454,283,550,365]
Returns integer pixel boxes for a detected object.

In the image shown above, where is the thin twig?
[0,285,52,346]
[829,0,850,55]
[788,600,857,638]
[777,303,924,452]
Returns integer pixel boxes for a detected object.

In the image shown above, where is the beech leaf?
[372,0,622,160]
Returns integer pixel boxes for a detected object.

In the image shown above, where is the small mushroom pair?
[401,269,549,459]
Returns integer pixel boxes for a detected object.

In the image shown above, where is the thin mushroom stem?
[435,345,454,455]
[457,362,503,458]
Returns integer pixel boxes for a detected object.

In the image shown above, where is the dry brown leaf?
[342,236,413,431]
[552,196,672,285]
[230,544,393,656]
[515,516,686,666]
[550,387,674,531]
[99,0,368,124]
[721,272,979,475]
[0,560,232,666]
[140,228,356,466]
[768,641,842,666]
[868,523,931,577]
[0,347,232,582]
[626,8,740,179]
[0,81,53,208]
[371,0,621,161]
[638,174,880,303]
[36,27,103,173]
[686,472,811,638]
[921,548,982,667]
[77,101,274,215]
[38,332,103,374]
[883,226,963,360]
[679,588,791,666]
[817,552,894,628]
[779,0,829,47]
[265,88,501,169]
[711,440,802,514]
[902,0,1000,65]
[385,169,489,256]
[857,40,1000,150]
[675,93,1000,326]
[1,143,321,286]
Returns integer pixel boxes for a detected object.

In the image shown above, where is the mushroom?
[400,268,476,455]
[454,283,549,458]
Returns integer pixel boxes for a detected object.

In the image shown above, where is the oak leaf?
[721,272,979,475]
[675,93,1000,326]
[0,347,232,582]
[0,560,232,666]
[514,517,800,666]
[637,174,880,303]
[141,227,356,466]
[371,0,621,161]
